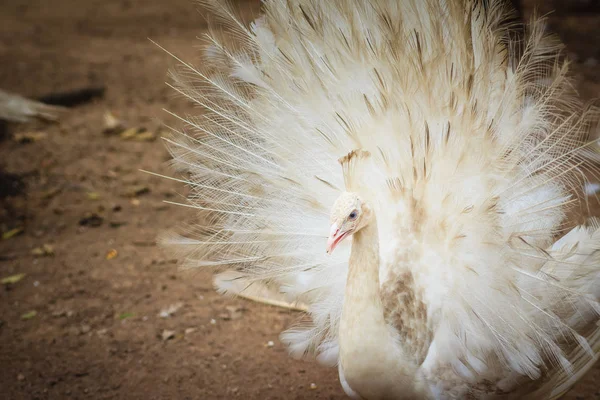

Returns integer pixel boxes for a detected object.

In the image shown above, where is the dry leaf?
[115,125,156,142]
[2,228,24,240]
[31,244,54,257]
[117,312,134,320]
[103,111,124,134]
[106,249,118,260]
[1,273,26,285]
[119,127,143,139]
[161,330,176,341]
[132,131,156,142]
[13,131,47,143]
[86,192,100,200]
[21,311,37,320]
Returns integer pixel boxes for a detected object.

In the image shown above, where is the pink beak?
[326,223,349,254]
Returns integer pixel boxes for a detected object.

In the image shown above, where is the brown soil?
[0,1,599,399]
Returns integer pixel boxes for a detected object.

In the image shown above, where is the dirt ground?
[0,1,599,399]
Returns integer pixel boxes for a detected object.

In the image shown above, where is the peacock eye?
[349,210,358,220]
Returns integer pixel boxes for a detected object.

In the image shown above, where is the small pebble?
[266,340,274,348]
[17,374,25,381]
[210,318,217,325]
[310,383,317,390]
[33,281,40,287]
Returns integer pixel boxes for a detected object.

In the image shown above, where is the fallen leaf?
[161,330,176,341]
[132,131,156,142]
[106,249,118,260]
[1,273,26,285]
[117,312,134,320]
[2,228,24,240]
[86,192,100,200]
[21,311,37,320]
[31,244,54,257]
[119,127,144,140]
[103,111,124,134]
[13,131,47,143]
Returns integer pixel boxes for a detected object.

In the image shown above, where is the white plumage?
[161,0,600,398]
[0,88,65,123]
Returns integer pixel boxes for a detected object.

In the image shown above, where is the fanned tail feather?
[159,0,600,395]
[0,89,67,123]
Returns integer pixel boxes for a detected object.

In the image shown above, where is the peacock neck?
[344,218,382,316]
[338,216,423,399]
[340,217,387,348]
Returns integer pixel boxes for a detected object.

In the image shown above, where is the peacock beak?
[326,223,349,254]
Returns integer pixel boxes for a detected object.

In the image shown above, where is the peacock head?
[326,191,372,254]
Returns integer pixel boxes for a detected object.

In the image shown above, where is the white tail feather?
[159,0,600,396]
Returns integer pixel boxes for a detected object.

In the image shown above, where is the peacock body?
[162,0,600,398]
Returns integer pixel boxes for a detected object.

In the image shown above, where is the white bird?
[161,0,600,398]
[0,89,65,123]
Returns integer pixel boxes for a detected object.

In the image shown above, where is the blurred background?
[0,0,598,399]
